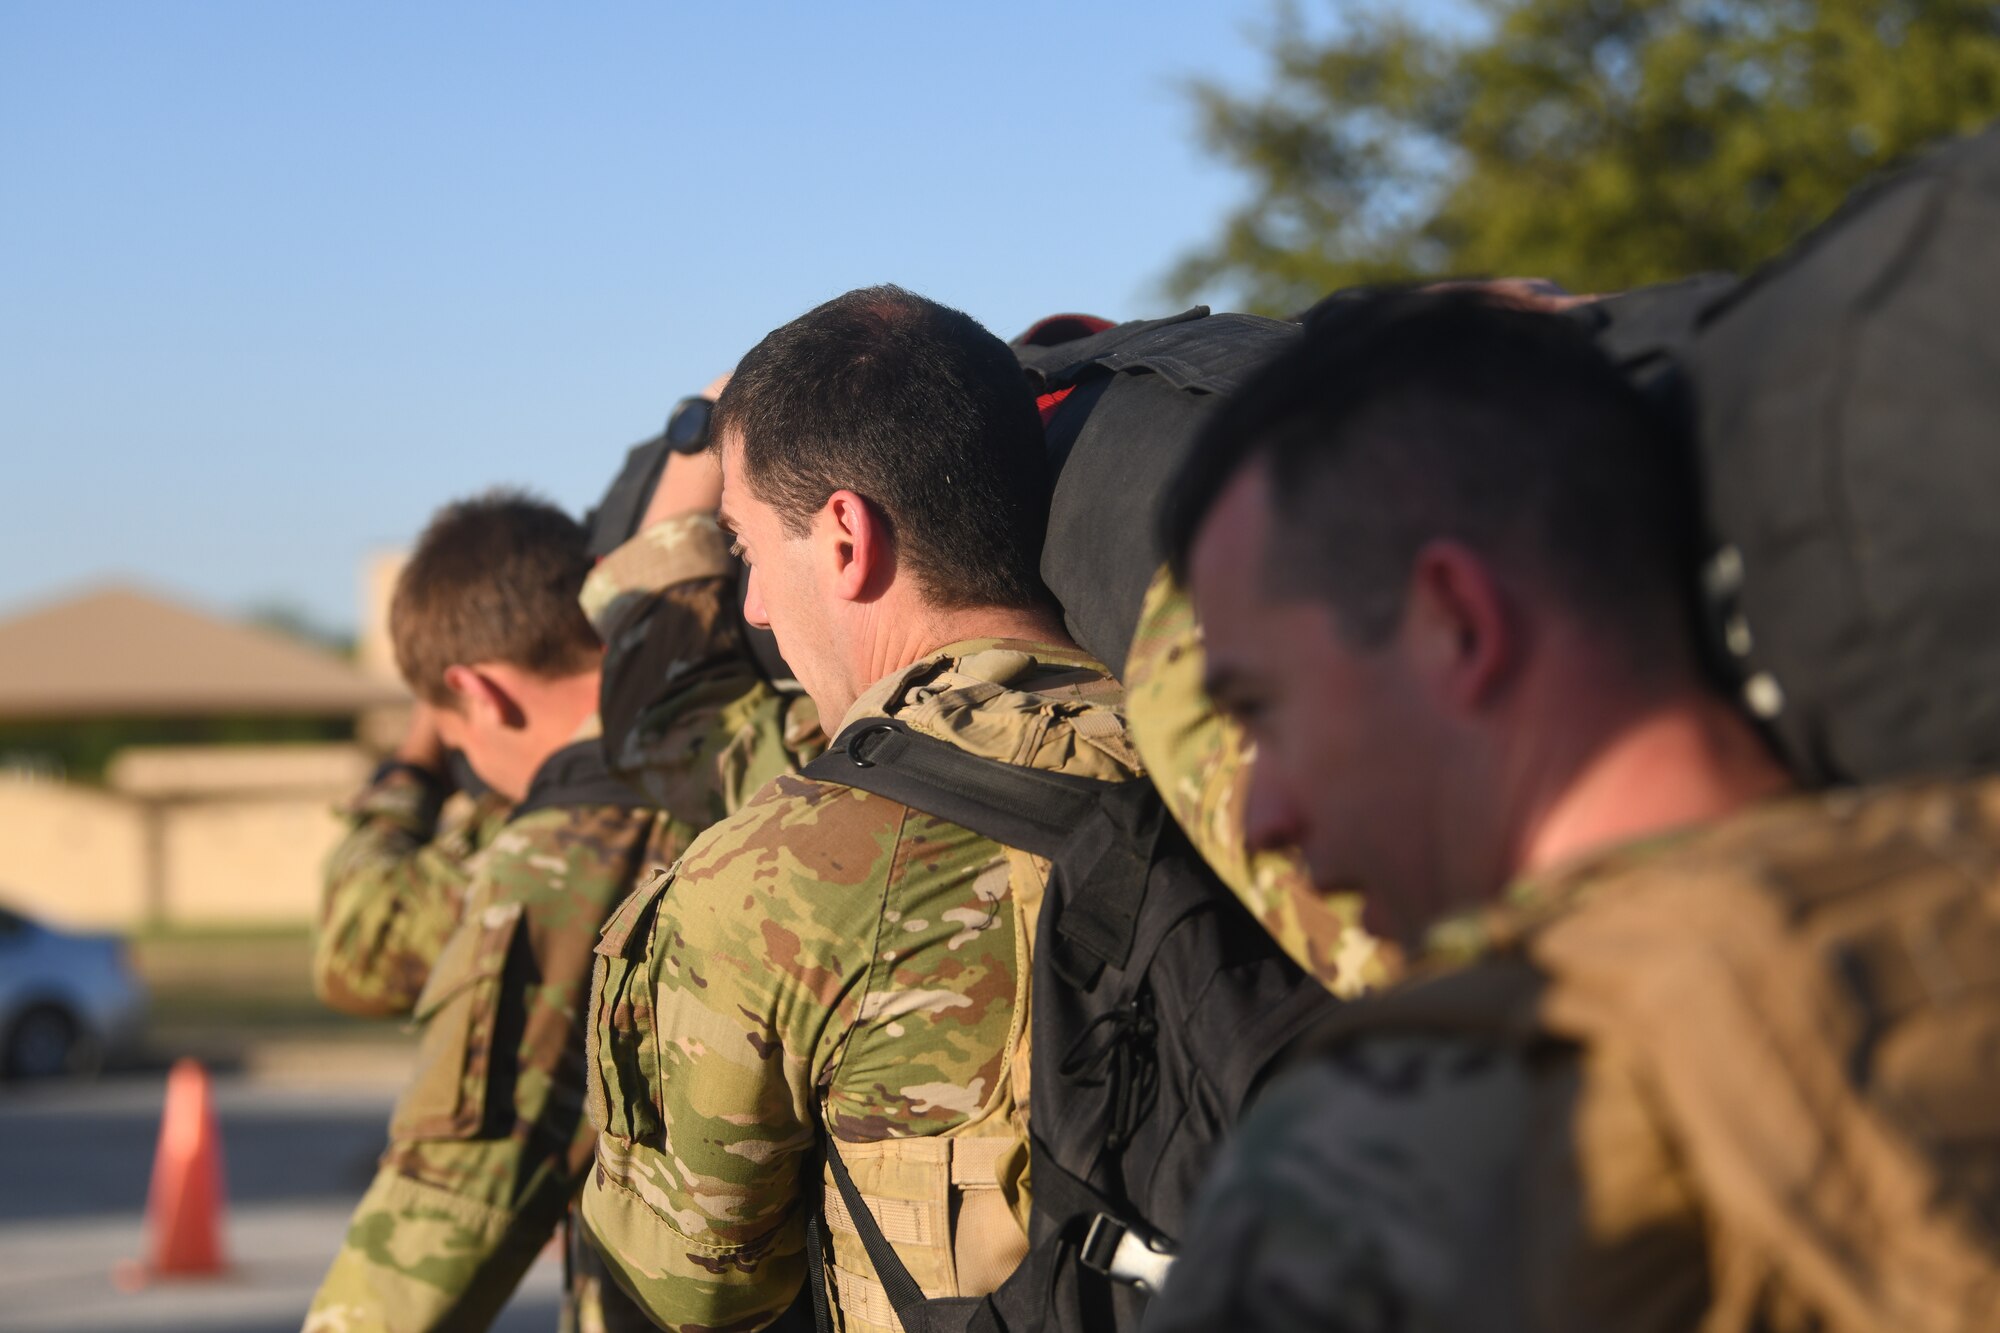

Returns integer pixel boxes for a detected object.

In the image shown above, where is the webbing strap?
[805,1198,834,1333]
[510,738,653,819]
[559,1210,576,1329]
[802,719,1112,859]
[824,1135,930,1320]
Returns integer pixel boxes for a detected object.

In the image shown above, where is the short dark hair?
[391,491,601,705]
[713,285,1053,611]
[1162,290,1698,666]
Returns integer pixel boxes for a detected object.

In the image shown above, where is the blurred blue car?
[0,902,147,1078]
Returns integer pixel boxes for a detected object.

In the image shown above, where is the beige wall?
[0,775,149,929]
[159,794,349,925]
[358,549,413,751]
[0,743,370,931]
[358,549,406,685]
[107,742,371,797]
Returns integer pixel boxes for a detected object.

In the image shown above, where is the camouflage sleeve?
[1123,566,1397,997]
[584,512,825,823]
[306,804,669,1333]
[581,775,911,1331]
[1145,1038,1537,1333]
[311,769,509,1019]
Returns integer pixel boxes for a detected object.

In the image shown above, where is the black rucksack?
[798,719,1339,1333]
[1019,309,1303,677]
[1592,123,2000,787]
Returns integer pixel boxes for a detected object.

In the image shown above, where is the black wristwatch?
[664,395,715,455]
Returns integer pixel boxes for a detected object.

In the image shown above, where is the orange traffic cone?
[136,1057,230,1278]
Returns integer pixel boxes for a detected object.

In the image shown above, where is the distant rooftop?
[0,585,406,719]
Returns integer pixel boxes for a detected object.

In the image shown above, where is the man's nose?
[1241,752,1305,855]
[741,573,771,629]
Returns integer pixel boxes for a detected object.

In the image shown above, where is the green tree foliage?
[1172,0,2000,312]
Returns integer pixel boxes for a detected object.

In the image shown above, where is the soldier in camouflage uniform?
[1145,291,2000,1330]
[314,701,513,1019]
[580,287,1145,1332]
[305,494,692,1333]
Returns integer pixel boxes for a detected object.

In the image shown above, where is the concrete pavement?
[0,1062,564,1333]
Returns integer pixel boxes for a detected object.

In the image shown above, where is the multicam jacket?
[1147,779,2000,1333]
[306,514,815,1333]
[304,731,678,1333]
[313,768,513,1018]
[580,639,1144,1333]
[1123,567,1394,997]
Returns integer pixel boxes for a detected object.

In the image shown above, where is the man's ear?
[441,664,526,730]
[822,489,890,603]
[1403,540,1517,712]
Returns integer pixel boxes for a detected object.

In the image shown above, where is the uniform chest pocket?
[586,869,672,1146]
[390,899,524,1142]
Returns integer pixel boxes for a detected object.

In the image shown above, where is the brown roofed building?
[0,584,402,720]
[0,583,407,930]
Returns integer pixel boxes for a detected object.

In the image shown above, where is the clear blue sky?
[2,1,1331,634]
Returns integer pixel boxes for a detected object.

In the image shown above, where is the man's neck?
[1516,687,1794,879]
[515,672,603,791]
[837,601,1076,723]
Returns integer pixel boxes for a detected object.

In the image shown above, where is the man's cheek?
[1258,735,1313,820]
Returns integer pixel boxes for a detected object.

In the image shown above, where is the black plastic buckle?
[1078,1212,1177,1294]
[1078,1213,1127,1274]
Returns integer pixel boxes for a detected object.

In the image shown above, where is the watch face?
[665,395,713,452]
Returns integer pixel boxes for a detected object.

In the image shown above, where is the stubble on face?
[1188,462,1444,948]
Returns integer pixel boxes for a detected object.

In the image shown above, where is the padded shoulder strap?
[802,719,1113,859]
[510,738,652,820]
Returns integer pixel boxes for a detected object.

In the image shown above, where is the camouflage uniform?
[1147,780,2000,1333]
[302,504,828,1320]
[308,504,816,1320]
[314,766,513,1018]
[581,639,1143,1333]
[1123,567,1395,996]
[304,726,677,1333]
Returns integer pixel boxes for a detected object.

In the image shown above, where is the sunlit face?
[718,431,847,722]
[1188,461,1448,945]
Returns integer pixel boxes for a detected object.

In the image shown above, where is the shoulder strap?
[801,719,1112,859]
[509,738,651,820]
[821,1135,931,1323]
[815,1135,1162,1329]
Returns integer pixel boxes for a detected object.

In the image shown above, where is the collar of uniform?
[836,637,1108,738]
[1419,822,1709,968]
[512,712,650,820]
[1415,780,1840,967]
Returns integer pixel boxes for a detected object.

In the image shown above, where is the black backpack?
[1591,122,2000,787]
[798,719,1339,1333]
[1020,308,1303,677]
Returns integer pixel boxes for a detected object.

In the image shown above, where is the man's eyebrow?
[715,507,739,538]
